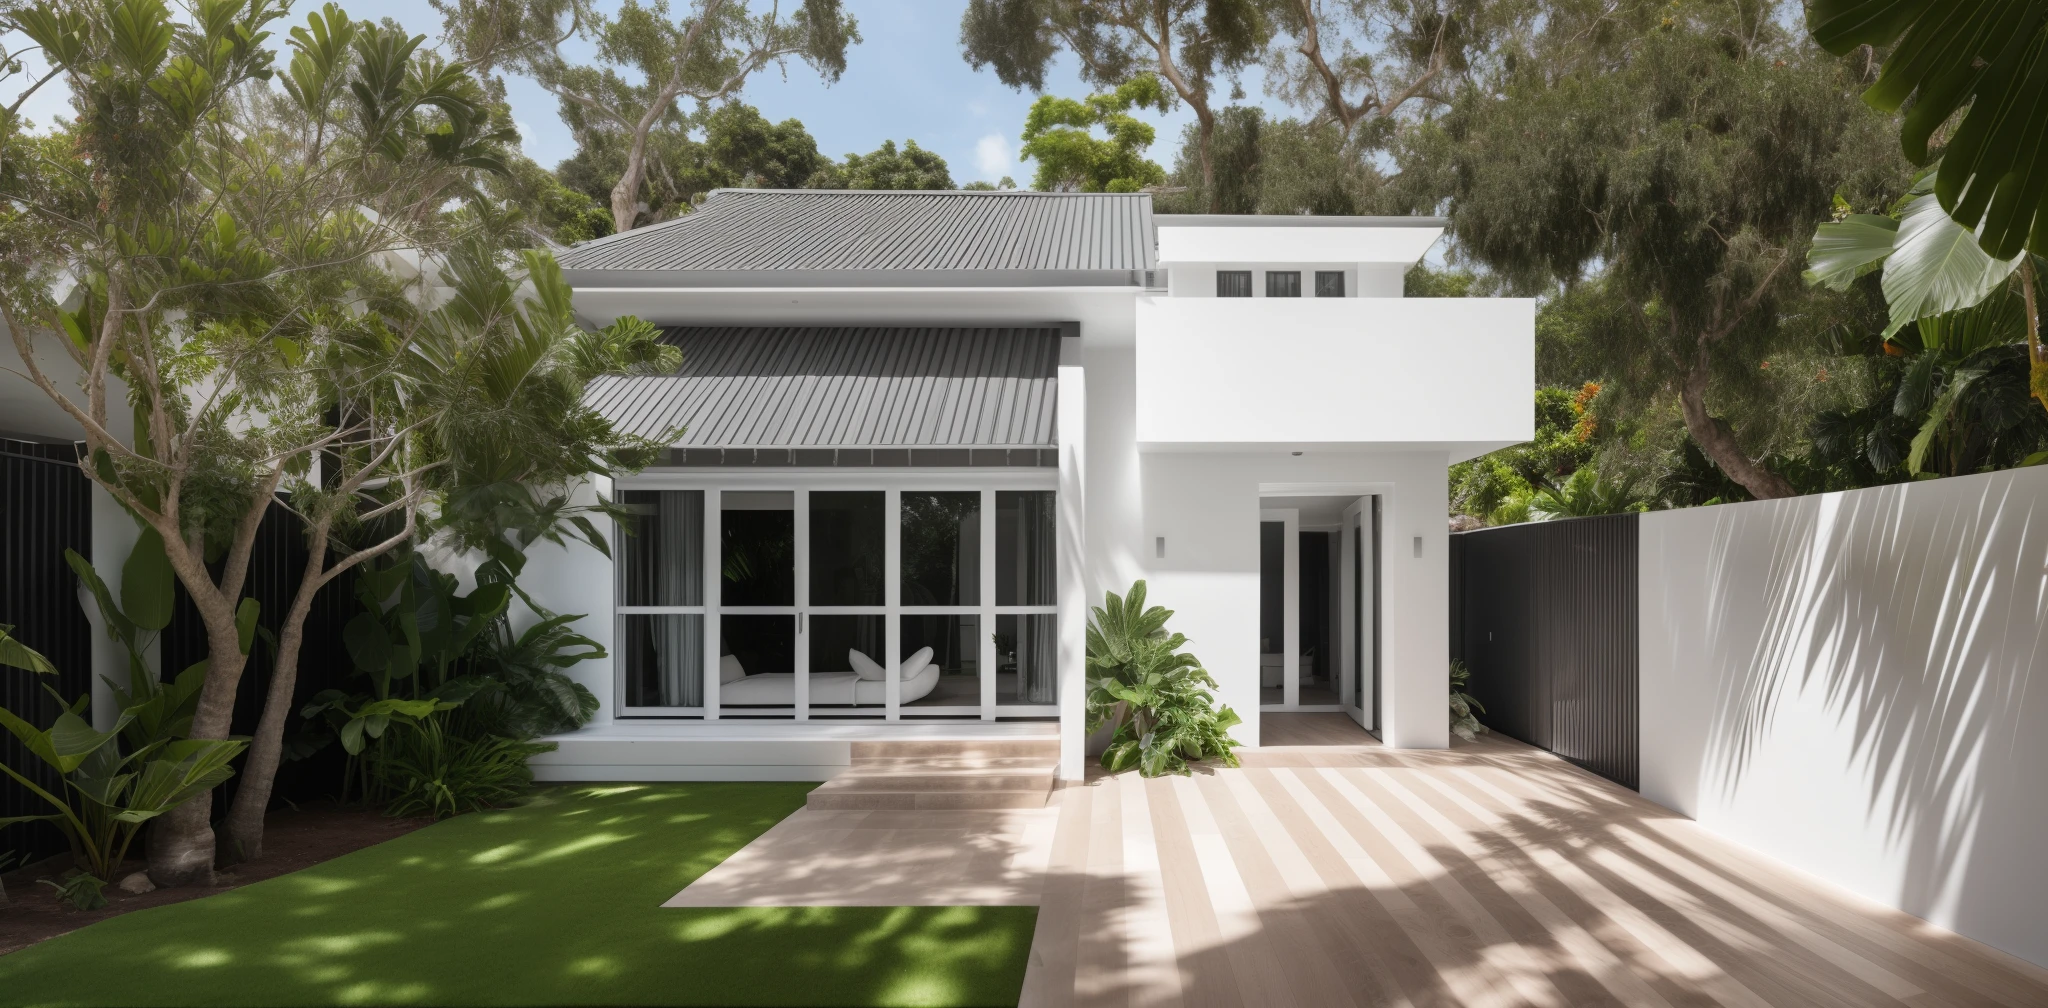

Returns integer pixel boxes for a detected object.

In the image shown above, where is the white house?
[522,188,1534,784]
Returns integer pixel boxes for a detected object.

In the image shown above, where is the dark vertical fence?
[159,500,359,814]
[1,440,93,864]
[1452,513,1640,790]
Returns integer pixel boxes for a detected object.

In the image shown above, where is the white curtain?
[622,490,703,707]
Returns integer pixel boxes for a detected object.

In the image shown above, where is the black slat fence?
[1451,513,1640,790]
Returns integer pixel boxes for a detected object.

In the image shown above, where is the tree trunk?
[148,597,252,887]
[1196,105,1218,213]
[1679,340,1796,500]
[610,130,650,235]
[222,526,330,864]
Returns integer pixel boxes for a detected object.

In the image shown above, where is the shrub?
[1085,581,1241,776]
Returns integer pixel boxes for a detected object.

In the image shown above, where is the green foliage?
[807,139,953,190]
[1528,465,1647,521]
[0,629,247,880]
[1019,75,1167,193]
[40,872,107,911]
[1450,387,1596,522]
[1084,581,1241,777]
[1807,172,2025,337]
[1449,660,1485,743]
[372,718,552,820]
[1156,106,1383,215]
[1808,0,2048,259]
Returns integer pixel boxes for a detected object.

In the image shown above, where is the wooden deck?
[1018,714,2048,1007]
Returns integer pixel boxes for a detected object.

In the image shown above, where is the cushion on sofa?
[720,654,747,684]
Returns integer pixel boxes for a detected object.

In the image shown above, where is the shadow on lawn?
[0,783,1035,1008]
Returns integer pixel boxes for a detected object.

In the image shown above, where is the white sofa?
[718,649,941,706]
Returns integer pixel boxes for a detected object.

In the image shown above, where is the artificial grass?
[0,783,1035,1007]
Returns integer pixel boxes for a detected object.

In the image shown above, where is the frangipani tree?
[0,0,670,880]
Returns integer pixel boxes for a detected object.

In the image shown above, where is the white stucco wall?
[518,475,620,722]
[1086,343,1451,750]
[1639,465,2048,967]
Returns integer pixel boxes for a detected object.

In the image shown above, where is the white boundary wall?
[1639,465,2048,967]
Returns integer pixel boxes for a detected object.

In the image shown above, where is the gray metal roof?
[558,189,1154,286]
[586,326,1060,447]
[1154,213,1449,228]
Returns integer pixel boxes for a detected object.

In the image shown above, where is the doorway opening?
[1260,495,1379,732]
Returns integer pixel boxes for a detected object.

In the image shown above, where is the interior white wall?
[1639,465,2048,967]
[1086,342,1450,750]
[518,475,619,722]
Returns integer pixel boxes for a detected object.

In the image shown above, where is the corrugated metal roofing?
[586,326,1060,447]
[557,190,1155,273]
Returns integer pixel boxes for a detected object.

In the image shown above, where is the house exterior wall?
[1639,464,2048,968]
[1083,342,1452,752]
[1133,296,1535,450]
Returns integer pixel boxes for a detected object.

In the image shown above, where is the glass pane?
[901,492,980,606]
[809,615,886,709]
[1266,271,1301,297]
[1216,270,1251,297]
[718,615,794,712]
[619,490,703,606]
[996,490,1055,606]
[901,614,979,708]
[1300,531,1335,705]
[722,492,793,606]
[1315,270,1345,297]
[995,614,1056,705]
[1261,521,1283,705]
[620,614,704,707]
[810,491,884,606]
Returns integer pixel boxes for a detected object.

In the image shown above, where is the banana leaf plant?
[343,553,510,700]
[0,627,247,885]
[1084,581,1241,777]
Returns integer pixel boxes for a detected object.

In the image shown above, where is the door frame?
[1341,494,1382,734]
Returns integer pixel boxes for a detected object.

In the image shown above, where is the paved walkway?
[666,714,2048,1006]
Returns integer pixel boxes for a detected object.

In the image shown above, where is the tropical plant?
[1084,581,1241,777]
[0,628,247,887]
[0,848,21,906]
[371,717,552,820]
[1449,659,1485,742]
[1528,466,1645,521]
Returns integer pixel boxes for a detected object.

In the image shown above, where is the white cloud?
[975,133,1013,178]
[514,120,535,151]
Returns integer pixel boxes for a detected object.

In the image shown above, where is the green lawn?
[0,783,1035,1007]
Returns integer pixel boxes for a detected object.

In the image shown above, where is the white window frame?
[614,468,1060,721]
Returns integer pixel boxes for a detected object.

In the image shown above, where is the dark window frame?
[1216,270,1253,297]
[1315,270,1346,297]
[1266,271,1302,297]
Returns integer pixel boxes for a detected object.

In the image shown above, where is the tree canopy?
[1019,74,1167,192]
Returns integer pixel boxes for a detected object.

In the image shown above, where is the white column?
[1056,364,1088,780]
[703,488,721,720]
[1381,454,1449,748]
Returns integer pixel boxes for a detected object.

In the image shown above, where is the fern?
[1085,581,1242,777]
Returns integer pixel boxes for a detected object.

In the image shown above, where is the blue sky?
[4,0,1294,187]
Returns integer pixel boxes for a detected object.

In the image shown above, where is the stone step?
[850,739,1058,760]
[804,787,1052,811]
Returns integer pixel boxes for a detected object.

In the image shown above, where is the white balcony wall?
[1134,296,1534,452]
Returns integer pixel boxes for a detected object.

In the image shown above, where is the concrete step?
[850,739,1058,760]
[849,755,1053,772]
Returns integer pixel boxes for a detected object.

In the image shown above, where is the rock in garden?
[118,871,156,895]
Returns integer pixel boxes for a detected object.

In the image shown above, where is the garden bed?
[0,802,432,956]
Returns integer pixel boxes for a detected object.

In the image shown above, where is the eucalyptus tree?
[960,0,1267,211]
[0,0,666,877]
[1262,0,1499,148]
[1410,0,1905,499]
[437,0,856,233]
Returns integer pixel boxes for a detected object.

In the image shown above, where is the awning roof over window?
[585,326,1060,448]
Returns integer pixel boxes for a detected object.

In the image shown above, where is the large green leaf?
[120,527,176,632]
[64,548,137,656]
[1879,194,2023,336]
[0,625,58,675]
[1805,214,1900,291]
[1808,0,2048,258]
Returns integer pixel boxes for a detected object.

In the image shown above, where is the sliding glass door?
[617,480,1057,720]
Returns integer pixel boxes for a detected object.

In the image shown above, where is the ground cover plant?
[0,782,1034,1007]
